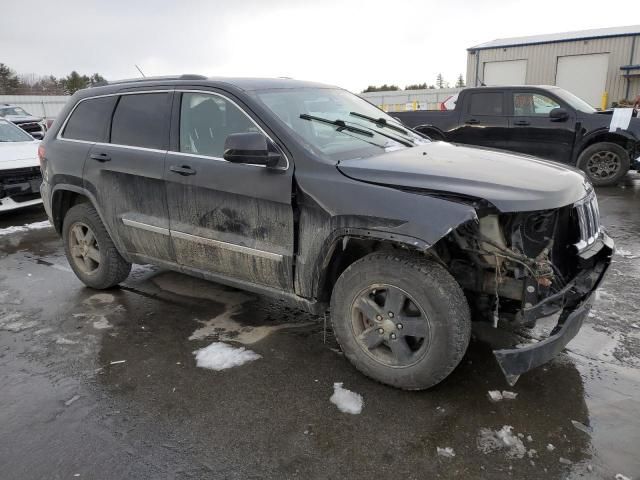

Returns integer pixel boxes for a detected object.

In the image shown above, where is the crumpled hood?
[337,142,590,212]
[0,141,40,170]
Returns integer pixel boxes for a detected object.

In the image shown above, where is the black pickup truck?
[393,86,640,186]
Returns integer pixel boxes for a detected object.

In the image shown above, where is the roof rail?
[91,74,208,87]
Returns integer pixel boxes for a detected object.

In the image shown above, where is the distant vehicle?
[0,104,47,140]
[0,119,42,212]
[40,76,611,389]
[394,86,640,186]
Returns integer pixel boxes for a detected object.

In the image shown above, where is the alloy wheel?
[350,284,431,367]
[586,151,620,180]
[69,222,101,274]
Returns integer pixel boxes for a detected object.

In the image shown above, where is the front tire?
[62,203,131,289]
[330,252,471,390]
[577,142,630,186]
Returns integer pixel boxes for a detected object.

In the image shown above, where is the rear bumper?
[493,231,613,384]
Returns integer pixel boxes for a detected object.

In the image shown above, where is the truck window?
[110,93,171,150]
[513,93,560,115]
[62,96,117,142]
[179,93,258,158]
[468,92,503,115]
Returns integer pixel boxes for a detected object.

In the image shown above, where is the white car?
[0,118,43,212]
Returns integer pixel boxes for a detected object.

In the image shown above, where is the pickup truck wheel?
[330,252,471,390]
[62,203,131,289]
[577,142,630,186]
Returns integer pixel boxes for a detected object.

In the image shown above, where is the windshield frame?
[0,119,36,142]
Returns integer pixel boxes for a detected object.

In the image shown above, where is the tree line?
[0,63,106,95]
[363,73,465,93]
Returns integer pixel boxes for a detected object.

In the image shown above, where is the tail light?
[38,144,46,169]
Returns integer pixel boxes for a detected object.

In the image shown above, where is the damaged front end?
[438,189,613,384]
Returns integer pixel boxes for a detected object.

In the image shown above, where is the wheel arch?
[413,125,446,141]
[314,228,433,304]
[575,129,637,163]
[51,184,130,261]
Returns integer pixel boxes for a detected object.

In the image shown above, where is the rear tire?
[577,142,630,186]
[330,252,471,390]
[62,203,131,289]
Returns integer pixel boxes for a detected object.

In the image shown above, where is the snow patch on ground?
[0,220,51,237]
[83,293,115,305]
[615,248,638,259]
[193,342,261,371]
[92,317,112,329]
[436,447,455,458]
[55,336,79,345]
[487,390,518,402]
[477,426,526,458]
[0,311,38,332]
[190,314,313,344]
[330,382,363,415]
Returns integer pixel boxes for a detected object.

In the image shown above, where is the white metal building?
[359,88,461,112]
[466,25,640,108]
[0,95,69,119]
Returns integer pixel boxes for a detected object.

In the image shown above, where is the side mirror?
[223,132,282,168]
[549,107,569,122]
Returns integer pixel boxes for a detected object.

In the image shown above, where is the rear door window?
[468,92,504,115]
[62,96,117,142]
[110,93,171,150]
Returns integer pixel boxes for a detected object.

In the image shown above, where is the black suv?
[40,76,612,389]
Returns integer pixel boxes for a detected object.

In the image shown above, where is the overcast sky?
[1,0,638,92]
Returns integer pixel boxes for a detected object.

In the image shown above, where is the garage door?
[556,54,609,107]
[483,60,527,86]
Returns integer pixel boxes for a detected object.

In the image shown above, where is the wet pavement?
[1,177,640,480]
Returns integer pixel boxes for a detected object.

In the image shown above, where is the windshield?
[0,120,34,142]
[550,88,596,113]
[0,106,30,117]
[254,88,428,161]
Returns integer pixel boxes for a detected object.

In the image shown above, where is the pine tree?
[0,63,21,94]
[436,73,445,89]
[455,74,466,88]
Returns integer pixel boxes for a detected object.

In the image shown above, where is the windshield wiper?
[300,114,374,137]
[349,111,409,135]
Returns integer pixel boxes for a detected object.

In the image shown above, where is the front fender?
[575,127,639,161]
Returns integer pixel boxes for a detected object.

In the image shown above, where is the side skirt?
[128,253,326,315]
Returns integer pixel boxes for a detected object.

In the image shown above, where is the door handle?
[90,152,111,162]
[465,119,480,125]
[514,120,530,126]
[169,165,196,176]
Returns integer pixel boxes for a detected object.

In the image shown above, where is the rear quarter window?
[62,96,117,142]
[110,93,171,150]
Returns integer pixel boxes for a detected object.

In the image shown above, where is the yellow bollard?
[601,91,608,111]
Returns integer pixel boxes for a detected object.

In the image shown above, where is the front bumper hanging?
[493,232,613,385]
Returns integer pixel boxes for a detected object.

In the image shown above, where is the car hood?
[337,142,590,212]
[2,115,42,123]
[0,141,40,170]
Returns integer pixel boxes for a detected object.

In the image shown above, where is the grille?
[0,166,41,184]
[574,192,601,251]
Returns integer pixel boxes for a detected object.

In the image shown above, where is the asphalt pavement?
[1,176,639,479]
